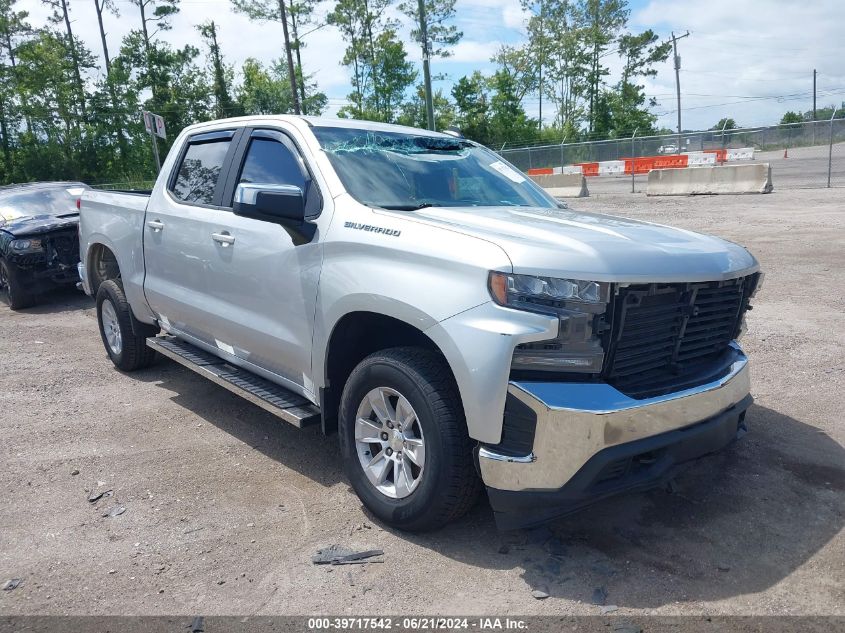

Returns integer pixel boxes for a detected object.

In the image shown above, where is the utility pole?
[278,0,301,115]
[813,69,817,121]
[671,31,690,153]
[417,0,435,130]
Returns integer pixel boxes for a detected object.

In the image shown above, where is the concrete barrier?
[646,163,773,196]
[530,173,589,197]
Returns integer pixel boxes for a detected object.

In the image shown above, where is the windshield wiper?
[377,203,435,211]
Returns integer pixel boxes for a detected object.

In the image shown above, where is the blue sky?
[19,0,845,132]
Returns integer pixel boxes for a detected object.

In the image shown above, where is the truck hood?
[0,214,79,238]
[392,205,758,283]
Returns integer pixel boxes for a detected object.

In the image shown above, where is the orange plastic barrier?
[704,149,727,163]
[526,167,554,176]
[652,155,689,169]
[622,157,656,175]
[574,162,599,176]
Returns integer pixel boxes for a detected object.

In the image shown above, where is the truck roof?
[179,115,454,139]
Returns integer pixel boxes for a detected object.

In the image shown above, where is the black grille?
[46,231,79,266]
[603,274,757,398]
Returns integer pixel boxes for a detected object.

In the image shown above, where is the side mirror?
[233,183,305,225]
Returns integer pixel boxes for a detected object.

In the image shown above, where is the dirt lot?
[1,188,843,617]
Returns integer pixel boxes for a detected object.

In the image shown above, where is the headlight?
[10,239,43,253]
[488,271,611,374]
[489,272,609,308]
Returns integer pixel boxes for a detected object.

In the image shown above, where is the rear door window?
[172,138,232,205]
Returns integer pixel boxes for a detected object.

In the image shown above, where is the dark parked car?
[0,182,89,309]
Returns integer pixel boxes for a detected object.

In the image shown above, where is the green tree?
[520,0,551,128]
[488,69,538,146]
[491,45,537,106]
[198,21,237,119]
[606,29,670,136]
[91,0,131,172]
[780,111,803,125]
[578,0,628,133]
[231,0,308,114]
[521,0,593,133]
[712,117,739,130]
[236,56,327,115]
[42,0,88,119]
[115,28,212,159]
[398,83,454,130]
[330,0,414,123]
[129,0,179,101]
[452,71,491,144]
[398,0,461,59]
[0,0,30,176]
[15,31,96,178]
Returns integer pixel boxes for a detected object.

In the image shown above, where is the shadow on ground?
[135,359,345,489]
[407,404,845,608]
[1,286,92,314]
[130,356,844,608]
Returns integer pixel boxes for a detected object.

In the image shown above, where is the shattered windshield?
[312,126,556,210]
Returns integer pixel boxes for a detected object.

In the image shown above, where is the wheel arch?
[87,240,157,338]
[86,241,121,296]
[318,310,462,436]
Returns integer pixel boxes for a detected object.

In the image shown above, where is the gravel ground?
[0,188,843,617]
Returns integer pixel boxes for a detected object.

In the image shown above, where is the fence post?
[559,133,567,169]
[631,128,638,194]
[828,107,839,188]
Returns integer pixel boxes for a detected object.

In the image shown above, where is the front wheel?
[0,258,35,310]
[96,280,157,371]
[339,348,481,531]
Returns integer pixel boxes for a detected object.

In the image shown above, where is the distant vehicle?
[0,182,89,309]
[79,116,760,531]
[658,144,679,155]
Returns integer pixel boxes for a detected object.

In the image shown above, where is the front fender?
[425,302,558,444]
[312,293,442,392]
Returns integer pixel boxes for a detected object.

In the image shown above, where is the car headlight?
[488,271,611,374]
[10,239,43,253]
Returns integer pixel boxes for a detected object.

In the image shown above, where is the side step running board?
[147,335,321,428]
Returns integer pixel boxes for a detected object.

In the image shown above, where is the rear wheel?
[0,258,35,310]
[339,347,481,531]
[96,280,157,371]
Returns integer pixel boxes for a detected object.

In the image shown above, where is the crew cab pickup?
[78,116,761,530]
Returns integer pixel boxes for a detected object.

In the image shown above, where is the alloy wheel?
[354,386,426,499]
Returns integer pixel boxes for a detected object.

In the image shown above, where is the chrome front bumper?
[77,261,91,295]
[478,344,750,492]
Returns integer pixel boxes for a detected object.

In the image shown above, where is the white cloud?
[443,39,502,64]
[630,0,845,128]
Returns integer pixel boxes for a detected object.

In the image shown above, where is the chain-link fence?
[499,118,845,191]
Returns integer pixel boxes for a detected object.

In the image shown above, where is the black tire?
[0,258,35,310]
[96,279,157,371]
[339,347,481,531]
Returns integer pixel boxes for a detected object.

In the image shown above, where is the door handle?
[147,219,164,232]
[212,231,235,246]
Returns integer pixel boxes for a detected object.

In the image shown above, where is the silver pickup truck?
[79,116,761,531]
